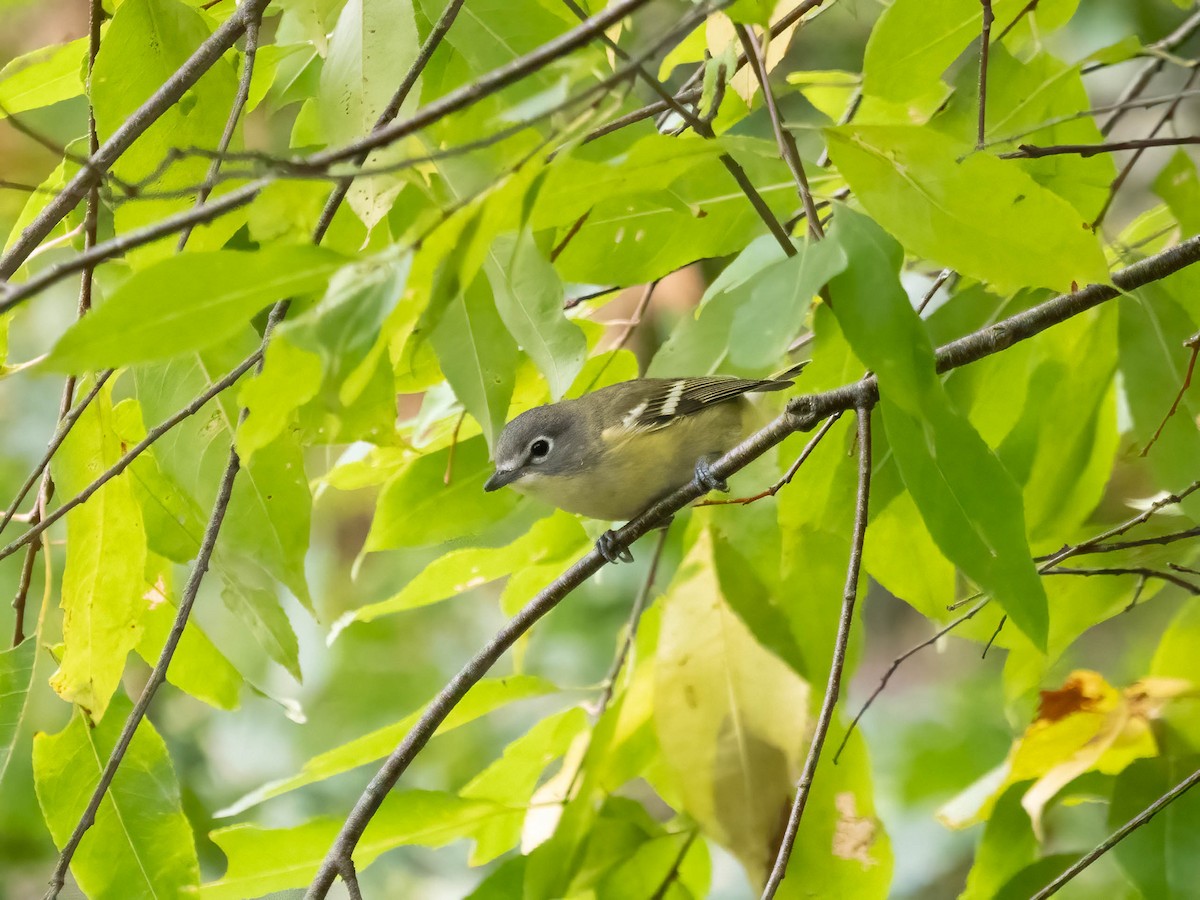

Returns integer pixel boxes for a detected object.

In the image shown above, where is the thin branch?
[0,353,258,566]
[697,412,842,506]
[593,525,670,716]
[649,831,699,900]
[1141,331,1200,456]
[308,0,671,168]
[977,0,994,149]
[11,0,105,647]
[1030,765,1200,899]
[832,598,990,764]
[982,89,1200,151]
[177,4,263,249]
[949,477,1200,611]
[611,0,829,142]
[43,442,242,900]
[736,25,823,239]
[0,372,112,540]
[303,212,1200,900]
[0,179,270,317]
[1000,136,1200,159]
[981,614,1006,658]
[0,0,273,280]
[761,404,872,899]
[558,0,795,255]
[1065,525,1200,555]
[41,2,479,885]
[312,0,467,244]
[1044,565,1200,595]
[1093,67,1200,230]
[1098,7,1200,136]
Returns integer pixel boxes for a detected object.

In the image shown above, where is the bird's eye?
[530,438,551,460]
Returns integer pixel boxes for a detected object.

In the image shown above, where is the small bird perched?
[484,368,803,562]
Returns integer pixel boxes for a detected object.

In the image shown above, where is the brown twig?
[697,412,842,506]
[1000,136,1200,159]
[977,0,994,149]
[831,598,990,764]
[1098,7,1200,137]
[177,4,264,249]
[593,524,670,716]
[1030,765,1200,898]
[1092,67,1200,230]
[0,0,273,280]
[761,404,873,899]
[301,217,1200,900]
[735,25,823,239]
[1141,330,1199,456]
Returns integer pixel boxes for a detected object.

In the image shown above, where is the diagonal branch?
[735,24,824,240]
[1030,765,1200,899]
[1001,136,1200,159]
[559,0,795,255]
[761,403,873,899]
[976,0,994,149]
[12,0,107,648]
[0,0,274,280]
[42,441,242,900]
[177,3,264,249]
[300,232,1200,900]
[39,0,477,888]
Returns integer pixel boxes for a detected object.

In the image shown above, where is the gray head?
[484,402,590,492]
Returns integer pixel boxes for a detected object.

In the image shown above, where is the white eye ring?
[529,437,553,461]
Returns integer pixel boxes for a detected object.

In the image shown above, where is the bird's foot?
[597,529,634,564]
[695,457,728,494]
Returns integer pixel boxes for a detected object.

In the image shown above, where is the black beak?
[484,468,519,492]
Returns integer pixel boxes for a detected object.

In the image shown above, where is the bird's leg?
[597,530,634,564]
[694,455,728,494]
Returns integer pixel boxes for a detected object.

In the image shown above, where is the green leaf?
[217,567,303,683]
[203,790,505,899]
[649,233,848,377]
[461,707,589,864]
[364,435,520,551]
[0,35,88,117]
[33,693,200,899]
[862,0,1025,103]
[1119,283,1200,519]
[827,208,1048,647]
[343,511,587,628]
[654,527,812,889]
[485,229,586,400]
[825,125,1108,293]
[50,379,148,720]
[1155,151,1200,235]
[236,338,323,463]
[319,0,420,228]
[46,247,346,371]
[1109,756,1200,899]
[549,137,797,285]
[0,639,36,786]
[216,675,555,817]
[934,45,1117,220]
[135,559,242,711]
[429,274,519,448]
[959,785,1038,900]
[92,0,240,263]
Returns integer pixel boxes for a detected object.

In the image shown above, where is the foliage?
[1,0,1199,897]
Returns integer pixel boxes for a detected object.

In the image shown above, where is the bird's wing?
[609,374,795,437]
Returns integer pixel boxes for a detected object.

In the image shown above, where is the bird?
[484,365,804,562]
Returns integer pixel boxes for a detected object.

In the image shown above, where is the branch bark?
[761,404,873,898]
[0,0,273,280]
[303,232,1200,898]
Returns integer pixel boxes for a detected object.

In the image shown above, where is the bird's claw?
[597,530,633,564]
[695,457,728,494]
